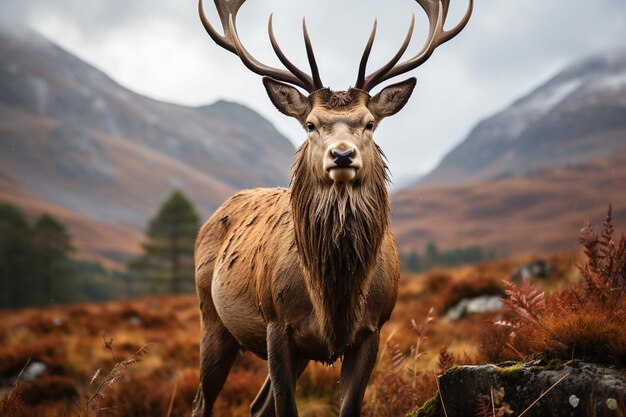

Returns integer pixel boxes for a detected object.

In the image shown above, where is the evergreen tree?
[400,250,422,273]
[0,204,34,308]
[0,204,79,307]
[424,241,440,269]
[399,243,488,274]
[131,191,200,294]
[407,251,422,272]
[32,214,76,304]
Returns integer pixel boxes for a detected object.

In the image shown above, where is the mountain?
[0,23,295,267]
[418,51,626,187]
[392,51,626,256]
[392,149,626,256]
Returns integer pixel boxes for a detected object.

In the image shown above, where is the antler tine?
[377,1,444,82]
[441,0,451,24]
[440,0,473,44]
[362,15,416,92]
[199,0,319,92]
[361,0,473,92]
[199,0,237,53]
[302,18,324,90]
[213,0,246,28]
[227,15,313,91]
[355,20,378,90]
[268,14,316,90]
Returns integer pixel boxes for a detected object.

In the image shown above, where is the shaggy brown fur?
[291,139,391,352]
[192,78,415,417]
[311,88,369,110]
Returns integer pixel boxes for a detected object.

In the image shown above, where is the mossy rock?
[406,393,441,417]
[406,361,626,417]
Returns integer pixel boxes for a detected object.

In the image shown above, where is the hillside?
[0,23,295,267]
[418,51,626,187]
[392,149,626,256]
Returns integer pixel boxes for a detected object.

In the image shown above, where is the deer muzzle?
[324,145,362,183]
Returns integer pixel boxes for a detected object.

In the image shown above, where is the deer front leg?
[267,322,299,417]
[250,358,309,417]
[338,330,380,417]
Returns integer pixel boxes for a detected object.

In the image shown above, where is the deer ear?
[263,77,311,123]
[368,77,416,120]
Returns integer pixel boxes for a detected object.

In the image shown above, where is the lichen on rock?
[405,361,625,417]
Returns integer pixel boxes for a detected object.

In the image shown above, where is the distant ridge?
[0,22,295,267]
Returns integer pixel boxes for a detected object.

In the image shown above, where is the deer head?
[199,0,472,187]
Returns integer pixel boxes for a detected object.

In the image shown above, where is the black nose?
[331,148,355,167]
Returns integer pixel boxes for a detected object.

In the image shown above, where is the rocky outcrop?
[413,361,626,417]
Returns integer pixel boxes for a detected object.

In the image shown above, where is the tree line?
[0,204,76,308]
[2,190,491,307]
[399,241,494,273]
[0,191,200,309]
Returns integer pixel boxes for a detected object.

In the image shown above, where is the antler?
[355,0,473,92]
[199,0,324,93]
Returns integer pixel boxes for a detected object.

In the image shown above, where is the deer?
[193,0,472,416]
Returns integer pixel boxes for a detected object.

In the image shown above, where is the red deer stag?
[193,0,472,416]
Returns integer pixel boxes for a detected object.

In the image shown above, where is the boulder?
[511,259,554,282]
[410,361,626,417]
[444,295,504,321]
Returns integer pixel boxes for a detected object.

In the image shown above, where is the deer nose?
[331,148,355,167]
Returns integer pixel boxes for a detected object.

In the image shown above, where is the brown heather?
[0,267,494,417]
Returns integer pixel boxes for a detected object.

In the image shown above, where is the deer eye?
[306,122,316,132]
[365,121,375,131]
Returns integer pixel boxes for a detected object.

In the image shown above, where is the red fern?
[386,341,407,372]
[484,205,626,367]
[579,218,600,271]
[437,347,456,374]
[501,281,546,326]
[548,287,586,313]
[579,205,626,303]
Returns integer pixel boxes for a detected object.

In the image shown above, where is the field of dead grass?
[0,254,580,417]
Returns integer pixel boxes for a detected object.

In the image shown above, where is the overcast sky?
[1,0,625,183]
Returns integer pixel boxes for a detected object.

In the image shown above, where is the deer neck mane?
[289,141,390,354]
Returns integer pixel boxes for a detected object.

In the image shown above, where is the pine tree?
[402,251,422,272]
[32,214,76,304]
[424,241,440,269]
[131,191,200,294]
[0,204,34,308]
[408,251,422,272]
